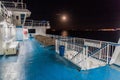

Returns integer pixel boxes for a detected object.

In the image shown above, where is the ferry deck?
[0,1,120,80]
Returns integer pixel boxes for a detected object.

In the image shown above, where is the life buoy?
[23,30,28,34]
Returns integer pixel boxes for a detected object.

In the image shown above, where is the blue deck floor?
[0,38,120,80]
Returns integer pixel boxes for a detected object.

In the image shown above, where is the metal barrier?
[1,1,26,9]
[48,34,120,65]
[55,39,84,54]
[90,43,119,64]
[0,1,10,19]
[24,20,50,27]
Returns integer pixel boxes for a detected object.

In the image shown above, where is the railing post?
[55,39,58,53]
[21,3,23,9]
[0,2,1,14]
[73,37,75,49]
[83,46,88,70]
[65,42,67,53]
[85,46,89,70]
[85,46,88,57]
[99,49,102,59]
[107,44,109,64]
[14,2,17,8]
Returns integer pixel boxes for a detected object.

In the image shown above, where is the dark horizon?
[25,0,120,30]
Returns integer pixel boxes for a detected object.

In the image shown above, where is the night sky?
[25,0,120,30]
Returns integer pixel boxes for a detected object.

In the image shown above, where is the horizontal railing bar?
[1,1,26,9]
[48,34,119,45]
[24,19,50,27]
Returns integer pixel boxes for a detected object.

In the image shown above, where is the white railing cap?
[47,34,119,45]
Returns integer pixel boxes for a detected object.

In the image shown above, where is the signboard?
[84,40,101,48]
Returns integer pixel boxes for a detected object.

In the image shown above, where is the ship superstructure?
[0,0,50,55]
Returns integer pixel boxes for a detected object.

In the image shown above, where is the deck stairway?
[50,35,120,70]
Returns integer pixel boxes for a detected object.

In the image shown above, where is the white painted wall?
[0,21,16,55]
[24,26,48,39]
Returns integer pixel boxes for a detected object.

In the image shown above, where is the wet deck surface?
[0,38,120,80]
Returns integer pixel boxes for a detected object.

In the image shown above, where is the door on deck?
[16,26,23,41]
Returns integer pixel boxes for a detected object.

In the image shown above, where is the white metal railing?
[55,39,84,53]
[90,43,120,64]
[49,34,120,65]
[24,20,50,27]
[0,1,10,19]
[55,39,90,70]
[1,1,26,9]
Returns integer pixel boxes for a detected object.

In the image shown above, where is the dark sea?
[47,30,120,43]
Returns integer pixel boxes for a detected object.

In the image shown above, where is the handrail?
[0,1,10,19]
[47,34,119,44]
[71,50,83,60]
[88,44,108,56]
[1,1,26,9]
[24,19,50,27]
[53,34,120,65]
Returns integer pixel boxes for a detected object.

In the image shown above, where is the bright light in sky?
[61,15,67,22]
[56,13,69,23]
[62,15,67,20]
